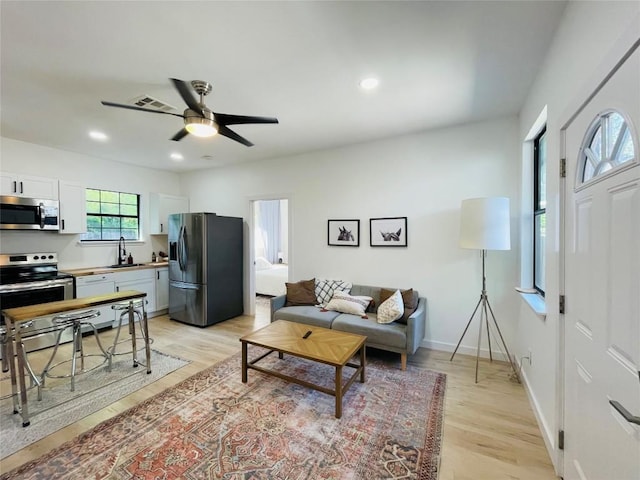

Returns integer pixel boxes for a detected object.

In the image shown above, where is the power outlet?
[528,348,533,366]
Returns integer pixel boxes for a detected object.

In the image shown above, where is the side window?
[80,188,140,241]
[534,127,547,295]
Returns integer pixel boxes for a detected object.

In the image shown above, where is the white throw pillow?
[315,279,352,307]
[324,291,372,317]
[377,289,405,324]
[255,256,272,271]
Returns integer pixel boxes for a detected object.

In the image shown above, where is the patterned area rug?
[0,349,188,460]
[1,348,446,480]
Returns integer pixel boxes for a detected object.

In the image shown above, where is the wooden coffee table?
[240,320,366,418]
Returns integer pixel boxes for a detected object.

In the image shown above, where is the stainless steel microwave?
[0,195,60,230]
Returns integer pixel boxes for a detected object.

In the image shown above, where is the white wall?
[515,0,640,470]
[182,116,521,354]
[0,138,182,269]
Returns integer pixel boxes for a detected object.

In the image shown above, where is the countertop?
[62,261,168,277]
[2,290,146,324]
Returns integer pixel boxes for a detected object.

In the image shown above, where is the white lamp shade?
[459,197,511,250]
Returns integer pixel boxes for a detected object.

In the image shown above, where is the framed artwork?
[370,217,408,247]
[328,219,360,247]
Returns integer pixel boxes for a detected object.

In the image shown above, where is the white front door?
[563,43,640,480]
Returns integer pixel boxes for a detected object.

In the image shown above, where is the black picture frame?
[369,217,408,247]
[328,219,360,247]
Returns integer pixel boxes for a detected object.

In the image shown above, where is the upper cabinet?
[149,193,189,234]
[58,181,86,234]
[0,172,59,200]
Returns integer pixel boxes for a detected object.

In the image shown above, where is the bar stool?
[39,309,110,396]
[109,299,153,370]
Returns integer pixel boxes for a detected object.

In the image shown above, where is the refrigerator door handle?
[177,225,185,271]
[170,281,199,290]
[180,225,188,270]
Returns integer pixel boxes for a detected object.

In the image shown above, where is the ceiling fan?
[101,78,278,147]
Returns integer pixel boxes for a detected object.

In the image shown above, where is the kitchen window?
[80,188,140,241]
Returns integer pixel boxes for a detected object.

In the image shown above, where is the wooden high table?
[2,290,149,427]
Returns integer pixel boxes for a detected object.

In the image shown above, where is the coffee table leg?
[360,346,366,383]
[335,365,343,418]
[241,341,248,383]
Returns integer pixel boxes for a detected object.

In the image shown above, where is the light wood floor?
[0,303,559,479]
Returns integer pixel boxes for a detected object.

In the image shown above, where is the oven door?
[0,278,74,353]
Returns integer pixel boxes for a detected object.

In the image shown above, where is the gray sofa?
[270,284,426,370]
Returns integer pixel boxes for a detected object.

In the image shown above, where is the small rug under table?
[2,348,446,479]
[0,349,188,460]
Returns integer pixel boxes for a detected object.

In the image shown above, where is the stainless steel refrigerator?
[168,212,243,327]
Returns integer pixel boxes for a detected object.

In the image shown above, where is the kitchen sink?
[106,263,146,269]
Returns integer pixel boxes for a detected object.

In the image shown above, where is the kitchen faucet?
[118,236,126,265]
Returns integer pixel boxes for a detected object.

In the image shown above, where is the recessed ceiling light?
[89,130,108,141]
[170,152,184,161]
[359,77,379,90]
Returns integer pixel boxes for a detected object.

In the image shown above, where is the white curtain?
[257,200,281,264]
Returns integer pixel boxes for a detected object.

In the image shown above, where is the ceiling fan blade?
[214,113,279,126]
[170,78,203,116]
[218,125,254,147]
[101,101,184,118]
[171,128,189,141]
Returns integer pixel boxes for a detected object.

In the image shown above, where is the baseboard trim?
[516,358,558,473]
[421,339,509,362]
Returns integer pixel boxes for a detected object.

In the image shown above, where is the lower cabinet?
[75,274,116,328]
[115,269,156,326]
[74,267,166,330]
[155,267,169,311]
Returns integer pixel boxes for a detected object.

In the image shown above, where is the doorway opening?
[252,199,289,311]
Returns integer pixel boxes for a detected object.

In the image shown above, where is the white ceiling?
[0,1,566,172]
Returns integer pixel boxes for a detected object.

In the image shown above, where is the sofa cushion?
[380,288,419,324]
[273,306,339,328]
[332,313,406,350]
[377,289,404,324]
[315,279,352,307]
[324,292,373,318]
[285,278,316,306]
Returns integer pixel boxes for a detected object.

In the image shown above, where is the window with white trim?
[533,127,546,295]
[80,188,140,241]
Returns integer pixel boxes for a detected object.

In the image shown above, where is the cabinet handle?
[19,181,23,194]
[61,219,65,230]
[160,223,163,233]
[116,286,119,292]
[157,271,160,280]
[12,181,17,193]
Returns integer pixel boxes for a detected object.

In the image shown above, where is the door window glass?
[579,110,637,185]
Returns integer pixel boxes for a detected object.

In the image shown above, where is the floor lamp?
[450,197,520,383]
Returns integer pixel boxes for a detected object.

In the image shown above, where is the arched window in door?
[578,110,637,187]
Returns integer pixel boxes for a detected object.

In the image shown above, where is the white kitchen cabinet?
[155,266,169,310]
[75,274,116,328]
[58,181,86,234]
[149,192,188,234]
[0,172,59,200]
[115,269,156,323]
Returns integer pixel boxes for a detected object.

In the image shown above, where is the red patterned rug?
[1,348,446,479]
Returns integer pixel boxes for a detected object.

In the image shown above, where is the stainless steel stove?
[0,252,75,353]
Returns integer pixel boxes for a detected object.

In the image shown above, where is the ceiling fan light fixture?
[185,117,217,137]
